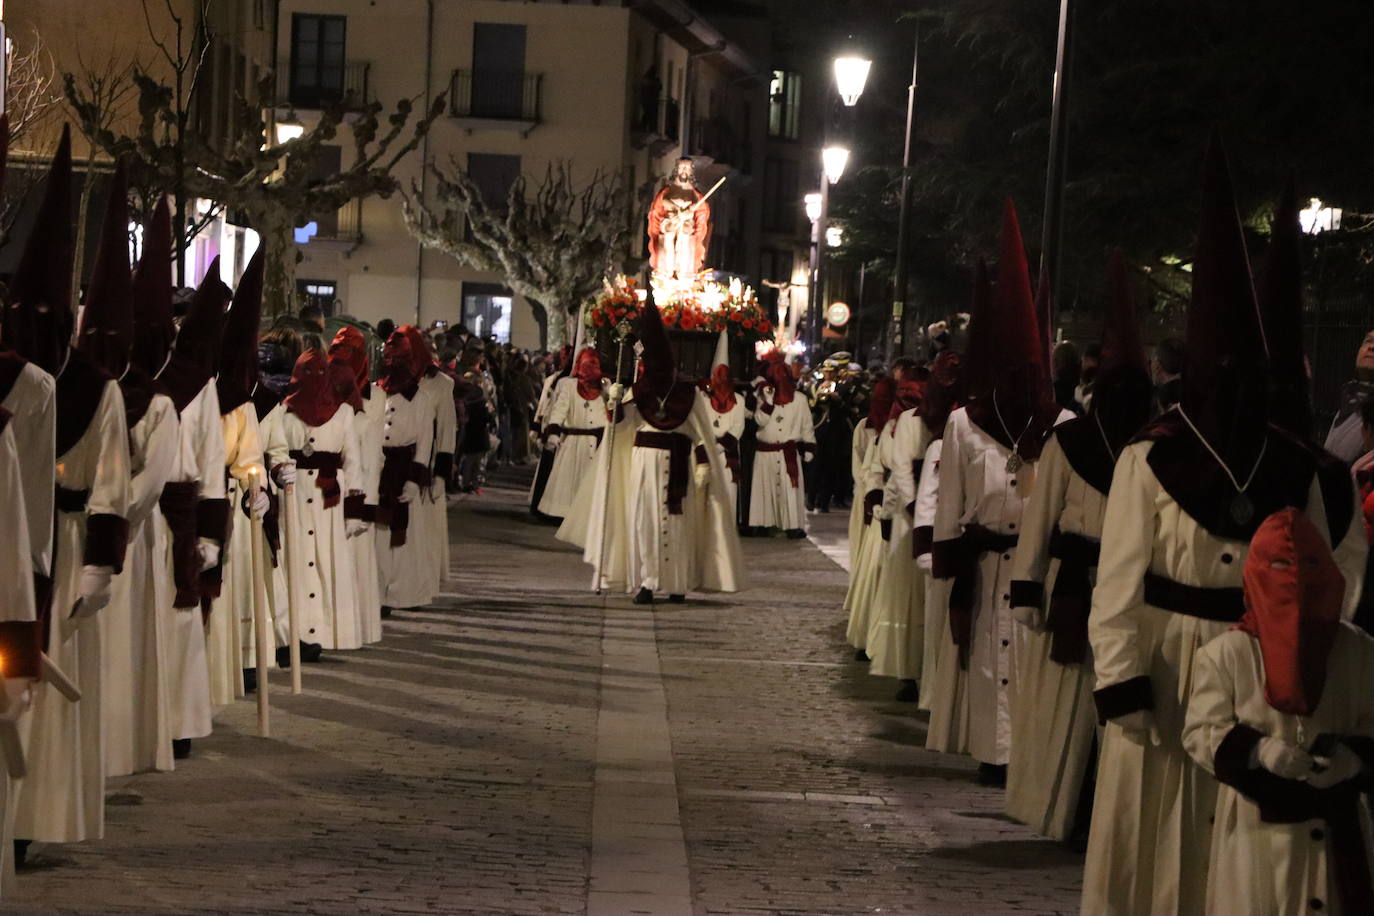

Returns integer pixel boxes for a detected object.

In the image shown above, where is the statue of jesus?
[647,158,712,280]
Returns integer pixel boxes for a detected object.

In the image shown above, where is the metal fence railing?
[277,59,372,109]
[449,69,542,122]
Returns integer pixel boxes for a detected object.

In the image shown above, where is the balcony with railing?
[449,69,542,136]
[277,59,373,110]
[631,95,681,155]
[689,116,749,175]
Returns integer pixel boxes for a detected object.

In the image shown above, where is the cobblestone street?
[8,473,1082,915]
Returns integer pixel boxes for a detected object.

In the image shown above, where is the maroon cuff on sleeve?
[1214,723,1264,787]
[1342,736,1374,777]
[912,525,934,559]
[344,493,367,520]
[409,462,432,487]
[543,424,565,439]
[196,498,231,543]
[694,444,709,465]
[433,452,454,482]
[1093,675,1154,724]
[798,442,815,455]
[1009,580,1045,610]
[0,621,43,679]
[84,513,130,573]
[931,537,963,580]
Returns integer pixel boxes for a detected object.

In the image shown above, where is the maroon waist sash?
[756,439,802,488]
[948,523,1019,666]
[289,448,343,509]
[1046,529,1101,666]
[376,444,427,547]
[564,426,605,444]
[635,430,692,515]
[717,432,741,484]
[159,481,202,608]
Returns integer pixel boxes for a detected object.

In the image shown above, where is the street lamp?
[822,146,850,185]
[833,56,872,107]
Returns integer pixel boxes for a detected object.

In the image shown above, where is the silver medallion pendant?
[301,442,315,457]
[1229,492,1254,526]
[1005,452,1023,474]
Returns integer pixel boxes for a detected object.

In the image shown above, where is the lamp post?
[1038,0,1075,345]
[807,146,849,354]
[888,24,918,363]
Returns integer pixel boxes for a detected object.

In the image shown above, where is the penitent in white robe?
[419,370,457,595]
[375,387,436,609]
[538,378,607,519]
[205,403,267,704]
[848,423,878,572]
[844,419,894,650]
[559,391,743,596]
[866,409,931,682]
[264,404,361,650]
[704,397,746,513]
[1183,624,1374,916]
[102,393,179,777]
[927,406,1072,766]
[1082,436,1365,916]
[165,381,224,743]
[1,361,56,587]
[917,437,966,734]
[15,378,131,844]
[352,387,385,644]
[1004,432,1104,841]
[748,394,816,531]
[0,416,38,899]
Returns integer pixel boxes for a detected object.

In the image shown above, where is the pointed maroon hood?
[77,163,134,378]
[131,196,176,377]
[633,297,695,430]
[217,246,266,415]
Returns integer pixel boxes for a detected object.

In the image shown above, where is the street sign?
[826,301,851,327]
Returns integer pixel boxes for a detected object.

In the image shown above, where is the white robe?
[375,388,436,609]
[848,424,877,571]
[844,419,894,649]
[917,438,966,736]
[559,391,743,596]
[102,394,178,777]
[537,378,607,519]
[927,406,1072,766]
[1082,437,1365,916]
[352,387,385,644]
[748,395,816,531]
[419,371,457,595]
[1184,625,1374,916]
[0,417,37,897]
[205,403,268,704]
[1,361,56,585]
[263,404,362,650]
[164,381,224,742]
[704,396,746,512]
[15,378,130,844]
[866,410,931,681]
[1004,432,1104,841]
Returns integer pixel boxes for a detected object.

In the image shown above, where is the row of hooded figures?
[0,125,460,891]
[840,137,1374,915]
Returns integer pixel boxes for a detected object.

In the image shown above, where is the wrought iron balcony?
[277,59,373,110]
[449,69,542,135]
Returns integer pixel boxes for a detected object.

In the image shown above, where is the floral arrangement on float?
[586,274,645,338]
[654,276,773,347]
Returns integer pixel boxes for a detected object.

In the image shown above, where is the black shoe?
[785,529,806,539]
[14,839,30,868]
[854,649,870,662]
[172,738,192,760]
[667,594,685,603]
[975,763,1007,788]
[895,679,919,703]
[242,668,258,694]
[301,642,324,664]
[276,646,292,669]
[632,587,654,605]
[381,605,393,619]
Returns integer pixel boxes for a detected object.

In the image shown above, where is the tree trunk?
[542,299,570,350]
[259,212,298,318]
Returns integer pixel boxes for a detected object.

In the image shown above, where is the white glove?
[273,462,297,487]
[608,383,625,402]
[197,538,221,571]
[545,434,562,451]
[1011,604,1047,631]
[0,678,33,721]
[1253,736,1317,779]
[346,518,369,539]
[871,503,890,521]
[916,552,933,572]
[73,565,114,619]
[1308,742,1364,789]
[399,481,422,504]
[1111,709,1161,746]
[249,488,271,520]
[693,462,710,488]
[803,452,813,463]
